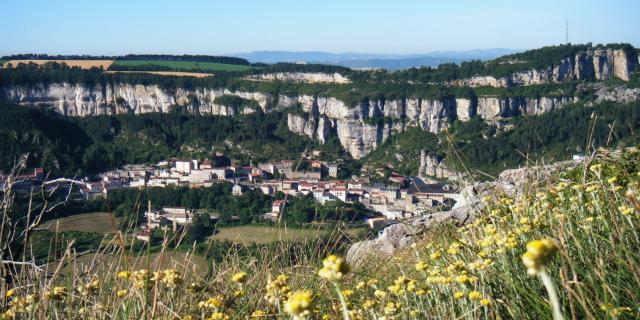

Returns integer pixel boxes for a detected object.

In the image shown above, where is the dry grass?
[211,225,354,244]
[3,59,114,69]
[50,251,209,278]
[104,70,213,78]
[38,212,119,234]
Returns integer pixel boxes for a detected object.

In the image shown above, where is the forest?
[0,103,321,176]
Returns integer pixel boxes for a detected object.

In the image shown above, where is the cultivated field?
[3,59,114,69]
[39,212,119,233]
[112,60,252,72]
[104,70,213,78]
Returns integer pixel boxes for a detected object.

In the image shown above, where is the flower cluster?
[318,254,349,282]
[521,239,558,275]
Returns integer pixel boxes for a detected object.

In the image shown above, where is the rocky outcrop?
[454,48,637,88]
[346,159,581,265]
[347,207,476,266]
[476,96,577,119]
[419,151,461,181]
[0,83,274,116]
[592,83,640,104]
[245,72,351,84]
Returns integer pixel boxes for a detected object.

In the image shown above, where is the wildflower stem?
[539,270,564,320]
[332,282,351,320]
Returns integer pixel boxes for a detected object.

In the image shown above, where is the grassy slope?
[113,60,252,72]
[6,147,639,319]
[38,212,119,233]
[0,59,6,66]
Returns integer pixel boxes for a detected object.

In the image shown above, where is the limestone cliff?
[453,48,637,88]
[283,94,577,158]
[0,83,580,159]
[245,72,351,84]
[0,83,275,116]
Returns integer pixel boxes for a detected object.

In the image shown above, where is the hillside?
[0,43,639,174]
[2,147,638,319]
[0,104,317,175]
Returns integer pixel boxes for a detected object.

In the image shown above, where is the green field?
[0,59,7,66]
[112,60,252,72]
[39,212,119,233]
[211,225,362,244]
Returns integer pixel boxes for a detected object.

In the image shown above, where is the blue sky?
[2,0,639,55]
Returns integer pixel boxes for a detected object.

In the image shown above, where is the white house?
[232,184,244,196]
[329,186,347,202]
[212,167,231,179]
[187,170,214,183]
[175,160,193,174]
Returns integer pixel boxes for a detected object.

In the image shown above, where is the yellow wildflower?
[232,272,248,284]
[468,291,482,300]
[116,289,128,298]
[284,290,314,320]
[251,310,267,318]
[318,255,349,282]
[209,312,229,320]
[383,301,399,315]
[522,239,558,275]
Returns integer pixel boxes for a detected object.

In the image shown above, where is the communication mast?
[565,19,569,44]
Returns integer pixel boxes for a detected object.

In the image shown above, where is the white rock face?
[453,76,508,88]
[454,48,636,88]
[0,82,583,159]
[287,113,316,138]
[476,96,576,120]
[0,83,275,116]
[246,72,351,84]
[455,98,473,122]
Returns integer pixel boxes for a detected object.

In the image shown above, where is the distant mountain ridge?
[235,48,521,69]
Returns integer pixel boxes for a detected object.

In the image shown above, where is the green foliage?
[365,127,440,175]
[282,193,370,224]
[29,230,105,264]
[0,103,316,175]
[107,184,271,226]
[213,95,260,111]
[0,104,90,175]
[448,101,640,176]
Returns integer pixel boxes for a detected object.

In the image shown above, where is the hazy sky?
[2,0,639,55]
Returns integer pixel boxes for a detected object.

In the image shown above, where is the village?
[1,153,461,240]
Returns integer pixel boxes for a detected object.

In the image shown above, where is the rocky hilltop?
[453,47,638,87]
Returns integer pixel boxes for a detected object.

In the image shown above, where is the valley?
[1,41,640,320]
